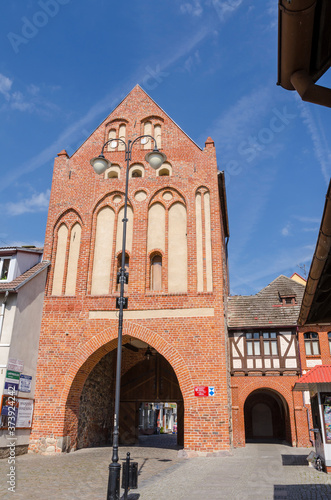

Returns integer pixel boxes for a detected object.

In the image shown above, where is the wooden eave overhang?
[218,171,230,239]
[298,180,331,325]
[278,0,331,107]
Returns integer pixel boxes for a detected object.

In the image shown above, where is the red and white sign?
[194,386,209,397]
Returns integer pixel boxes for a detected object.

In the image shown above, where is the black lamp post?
[90,135,166,500]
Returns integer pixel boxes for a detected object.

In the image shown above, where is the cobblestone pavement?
[0,436,331,499]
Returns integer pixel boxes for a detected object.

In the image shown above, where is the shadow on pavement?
[274,484,331,499]
[281,454,309,466]
[138,434,181,450]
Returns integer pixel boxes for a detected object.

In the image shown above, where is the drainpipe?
[296,325,314,446]
[291,70,331,109]
[0,291,9,340]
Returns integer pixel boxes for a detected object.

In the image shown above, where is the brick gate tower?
[29,85,231,455]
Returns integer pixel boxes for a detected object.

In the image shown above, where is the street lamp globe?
[145,149,167,170]
[90,155,111,175]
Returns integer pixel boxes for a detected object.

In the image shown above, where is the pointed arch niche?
[90,196,134,295]
[51,212,82,296]
[195,187,213,292]
[147,189,187,293]
[91,206,115,295]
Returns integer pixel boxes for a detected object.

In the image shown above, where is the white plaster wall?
[233,359,242,369]
[306,359,322,367]
[265,359,271,368]
[65,223,81,296]
[285,358,297,368]
[255,358,262,369]
[279,334,290,356]
[273,359,280,368]
[168,203,187,293]
[204,192,213,292]
[0,294,17,370]
[52,224,68,295]
[15,251,42,276]
[195,193,203,291]
[91,207,115,295]
[0,269,47,449]
[147,203,165,253]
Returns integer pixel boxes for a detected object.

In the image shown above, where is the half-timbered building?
[228,275,311,447]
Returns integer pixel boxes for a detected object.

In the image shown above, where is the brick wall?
[29,85,231,455]
[231,374,311,448]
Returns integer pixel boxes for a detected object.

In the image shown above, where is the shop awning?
[293,365,331,391]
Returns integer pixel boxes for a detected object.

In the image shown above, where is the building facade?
[29,85,231,455]
[228,275,311,448]
[0,247,49,456]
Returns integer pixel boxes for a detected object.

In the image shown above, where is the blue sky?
[0,0,330,295]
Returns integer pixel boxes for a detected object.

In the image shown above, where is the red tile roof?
[0,261,50,292]
[293,365,331,391]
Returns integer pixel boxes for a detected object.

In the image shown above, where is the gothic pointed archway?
[244,389,290,443]
[76,344,184,449]
[59,324,189,451]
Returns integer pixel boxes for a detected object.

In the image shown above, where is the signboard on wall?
[19,374,32,393]
[0,396,34,429]
[194,386,215,397]
[8,359,24,373]
[16,399,34,428]
[194,386,209,397]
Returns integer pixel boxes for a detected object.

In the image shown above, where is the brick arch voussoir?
[240,383,292,413]
[59,322,193,412]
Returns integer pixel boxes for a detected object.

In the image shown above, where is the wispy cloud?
[230,245,314,295]
[180,0,244,22]
[180,1,203,17]
[5,189,51,216]
[0,74,13,100]
[0,28,211,193]
[201,85,275,163]
[211,0,244,22]
[281,222,291,236]
[4,240,45,248]
[265,0,278,31]
[293,215,321,223]
[297,97,331,184]
[0,73,61,115]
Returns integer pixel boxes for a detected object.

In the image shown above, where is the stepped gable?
[227,275,305,328]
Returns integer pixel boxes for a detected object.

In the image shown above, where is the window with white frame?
[304,332,320,355]
[0,258,11,280]
[246,332,260,356]
[263,332,278,355]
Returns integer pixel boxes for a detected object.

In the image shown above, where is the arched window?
[143,121,153,149]
[150,254,162,291]
[117,253,129,292]
[118,124,126,151]
[304,332,320,355]
[154,124,161,149]
[129,164,144,178]
[105,165,120,179]
[107,129,116,151]
[157,162,172,177]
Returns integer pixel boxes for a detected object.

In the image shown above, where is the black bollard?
[123,452,130,500]
[107,462,121,500]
